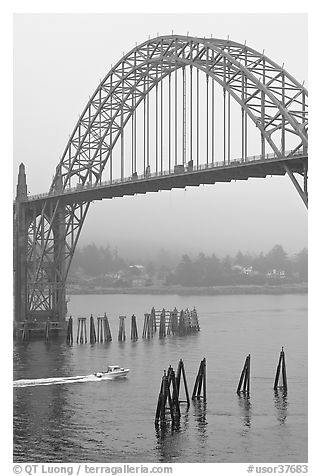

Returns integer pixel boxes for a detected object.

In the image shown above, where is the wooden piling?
[142,313,151,339]
[118,316,126,341]
[131,314,138,341]
[66,316,73,344]
[171,308,178,335]
[176,359,190,406]
[155,369,178,425]
[191,307,200,331]
[76,318,87,344]
[167,366,181,419]
[103,313,112,342]
[185,308,191,332]
[155,373,166,424]
[44,318,50,342]
[89,314,97,344]
[192,358,207,401]
[167,313,172,335]
[151,307,157,332]
[178,310,186,336]
[143,314,148,338]
[148,313,154,338]
[243,354,250,394]
[21,321,29,341]
[274,347,288,392]
[97,317,103,342]
[237,354,250,396]
[165,373,174,422]
[159,308,166,338]
[282,350,287,391]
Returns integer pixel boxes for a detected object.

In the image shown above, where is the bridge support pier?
[14,163,68,331]
[14,163,28,322]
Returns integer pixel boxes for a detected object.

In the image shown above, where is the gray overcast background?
[13,13,308,258]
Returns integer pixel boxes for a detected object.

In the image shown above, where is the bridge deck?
[21,152,307,207]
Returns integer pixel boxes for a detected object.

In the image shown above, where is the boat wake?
[13,374,101,388]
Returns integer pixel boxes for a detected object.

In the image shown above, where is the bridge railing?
[25,149,305,202]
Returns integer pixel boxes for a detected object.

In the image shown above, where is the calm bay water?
[13,293,308,463]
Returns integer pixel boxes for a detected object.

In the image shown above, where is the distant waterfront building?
[266,269,286,279]
[232,265,259,276]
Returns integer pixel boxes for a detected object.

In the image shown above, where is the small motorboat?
[94,365,130,380]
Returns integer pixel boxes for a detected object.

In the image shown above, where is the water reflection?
[274,389,288,425]
[155,410,190,462]
[14,383,77,462]
[193,400,208,438]
[237,395,252,431]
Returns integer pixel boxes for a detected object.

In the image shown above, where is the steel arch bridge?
[13,35,308,323]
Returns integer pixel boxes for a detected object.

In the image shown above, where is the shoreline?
[66,283,308,296]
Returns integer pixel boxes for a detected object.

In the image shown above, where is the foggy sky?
[13,13,308,258]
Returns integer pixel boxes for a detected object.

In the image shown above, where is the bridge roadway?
[21,151,307,208]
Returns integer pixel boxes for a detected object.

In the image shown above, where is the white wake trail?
[13,374,99,388]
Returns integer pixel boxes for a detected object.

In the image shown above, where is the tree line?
[166,245,308,286]
[70,243,308,286]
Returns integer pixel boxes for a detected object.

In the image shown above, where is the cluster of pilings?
[19,306,200,343]
[144,307,200,339]
[155,348,288,426]
[155,358,206,426]
[66,313,142,344]
[66,313,113,345]
[177,307,200,335]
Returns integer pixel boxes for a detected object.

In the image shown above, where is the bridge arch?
[52,35,308,191]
